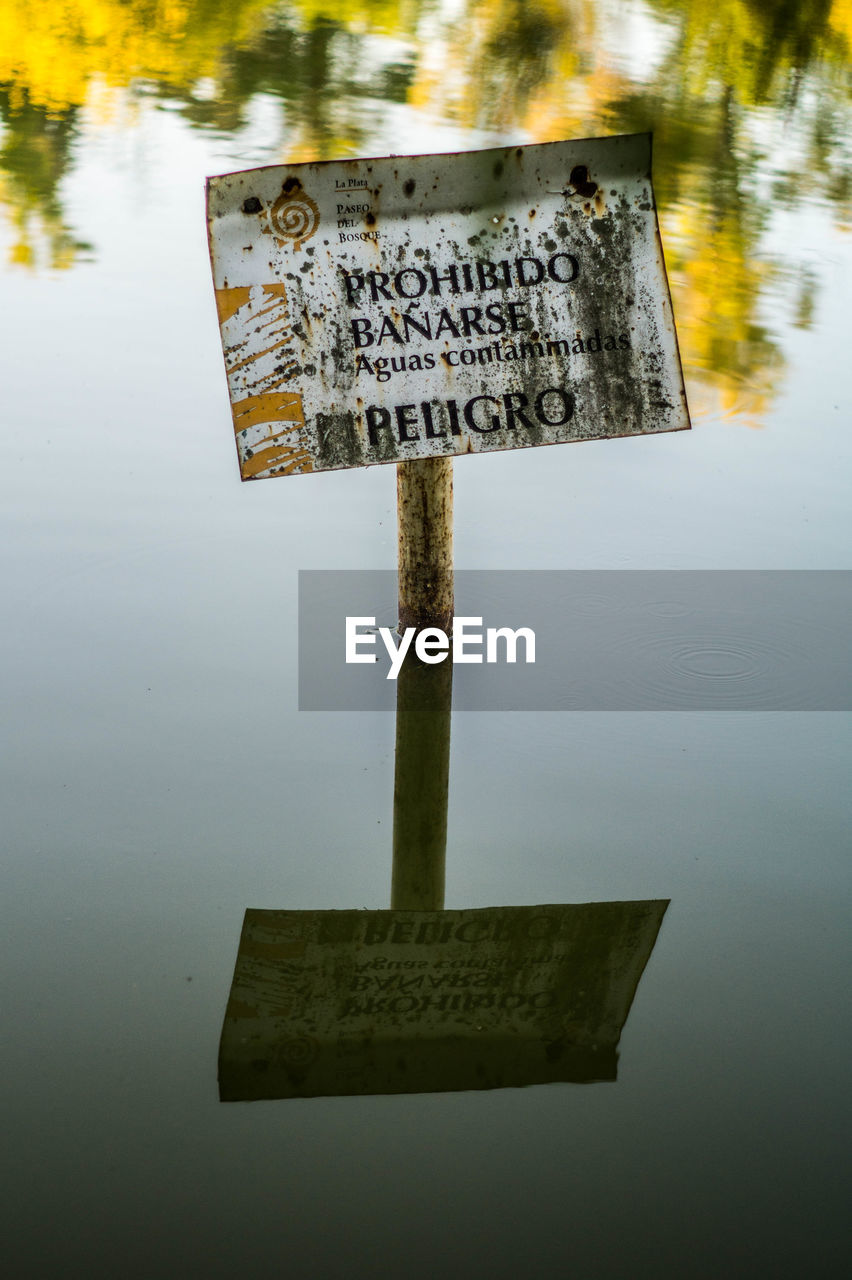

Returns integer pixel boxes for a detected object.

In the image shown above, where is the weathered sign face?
[218,901,668,1100]
[206,133,689,480]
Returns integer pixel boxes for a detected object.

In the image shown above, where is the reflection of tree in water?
[0,1,421,264]
[0,0,849,415]
[0,0,277,114]
[649,0,842,105]
[0,0,272,267]
[485,0,849,422]
[462,0,578,132]
[197,13,418,156]
[643,0,851,214]
[594,80,781,423]
[610,0,851,419]
[0,87,92,269]
[417,0,850,421]
[413,0,850,421]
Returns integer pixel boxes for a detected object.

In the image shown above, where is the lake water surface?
[2,2,850,1276]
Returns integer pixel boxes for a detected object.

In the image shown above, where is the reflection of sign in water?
[206,134,690,481]
[218,901,668,1100]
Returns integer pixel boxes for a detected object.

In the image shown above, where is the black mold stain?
[315,410,363,470]
[242,197,262,214]
[282,177,301,194]
[569,165,598,198]
[403,179,416,198]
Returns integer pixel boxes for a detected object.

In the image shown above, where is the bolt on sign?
[206,133,689,480]
[218,901,668,1100]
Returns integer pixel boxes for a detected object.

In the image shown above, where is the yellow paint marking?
[250,426,304,450]
[255,300,289,321]
[250,327,290,348]
[215,286,252,325]
[253,288,290,321]
[274,454,314,475]
[261,284,288,303]
[255,314,290,334]
[256,318,292,337]
[254,369,300,393]
[231,392,304,433]
[216,282,288,327]
[226,338,290,376]
[241,444,313,480]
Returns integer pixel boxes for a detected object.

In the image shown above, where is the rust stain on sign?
[206,133,690,481]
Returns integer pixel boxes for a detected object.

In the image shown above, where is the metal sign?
[206,133,689,480]
[218,901,668,1100]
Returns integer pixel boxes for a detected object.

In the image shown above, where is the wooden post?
[391,655,452,910]
[392,456,454,910]
[396,456,454,633]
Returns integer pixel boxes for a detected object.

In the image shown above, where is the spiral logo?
[266,180,320,251]
[275,1035,319,1068]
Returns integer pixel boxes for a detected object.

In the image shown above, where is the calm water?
[2,2,850,1276]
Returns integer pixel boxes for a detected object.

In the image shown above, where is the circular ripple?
[602,629,800,708]
[571,591,624,617]
[639,597,695,619]
[672,640,760,680]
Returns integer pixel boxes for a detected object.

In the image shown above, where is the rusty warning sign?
[206,133,689,480]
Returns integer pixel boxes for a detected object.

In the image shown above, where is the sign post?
[397,455,453,633]
[391,644,452,911]
[207,131,689,634]
[208,137,681,1100]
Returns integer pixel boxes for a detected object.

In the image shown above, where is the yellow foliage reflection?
[0,0,849,422]
[0,1,275,115]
